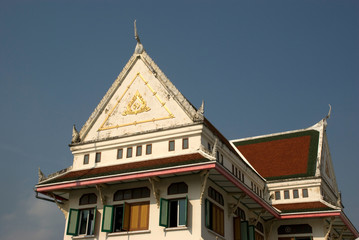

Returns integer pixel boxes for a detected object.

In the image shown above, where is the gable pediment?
[99,72,175,131]
[320,134,339,192]
[79,52,198,142]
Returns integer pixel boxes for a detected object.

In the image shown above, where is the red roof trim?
[281,211,341,219]
[339,212,359,237]
[214,164,280,218]
[280,211,358,237]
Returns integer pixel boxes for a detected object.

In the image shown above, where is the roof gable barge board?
[201,119,267,183]
[320,132,339,195]
[78,50,200,143]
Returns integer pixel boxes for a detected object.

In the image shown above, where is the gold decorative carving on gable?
[122,90,151,116]
[99,73,174,131]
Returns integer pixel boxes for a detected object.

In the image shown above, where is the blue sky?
[0,1,358,239]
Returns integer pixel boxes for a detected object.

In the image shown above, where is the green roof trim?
[233,130,320,180]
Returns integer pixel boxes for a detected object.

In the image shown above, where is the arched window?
[167,182,188,195]
[256,222,264,233]
[113,187,150,201]
[79,193,97,205]
[234,207,246,220]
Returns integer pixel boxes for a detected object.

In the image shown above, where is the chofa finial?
[134,20,144,54]
[322,104,332,129]
[38,167,46,183]
[71,124,80,143]
[194,100,205,121]
[326,104,331,120]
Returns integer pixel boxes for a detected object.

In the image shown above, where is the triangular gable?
[98,72,174,130]
[78,49,200,142]
[320,132,339,194]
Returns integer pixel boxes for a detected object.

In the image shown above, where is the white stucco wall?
[71,124,203,171]
[63,175,204,240]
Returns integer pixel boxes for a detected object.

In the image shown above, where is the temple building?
[35,24,358,240]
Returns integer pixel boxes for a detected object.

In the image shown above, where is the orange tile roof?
[39,153,208,185]
[273,201,333,213]
[233,130,319,180]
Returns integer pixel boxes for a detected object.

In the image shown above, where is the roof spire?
[134,20,144,54]
[322,104,331,129]
[326,104,332,120]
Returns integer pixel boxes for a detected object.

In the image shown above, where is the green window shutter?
[178,196,188,226]
[122,202,131,231]
[185,196,188,226]
[66,208,79,236]
[205,198,211,229]
[101,205,114,232]
[91,207,97,235]
[248,225,255,240]
[159,198,169,227]
[241,221,249,240]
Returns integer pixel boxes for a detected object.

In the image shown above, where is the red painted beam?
[214,164,280,218]
[280,211,341,219]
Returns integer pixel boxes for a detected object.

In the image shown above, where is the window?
[160,197,188,227]
[102,188,151,233]
[208,187,224,206]
[136,145,142,156]
[284,190,290,199]
[293,189,299,198]
[78,209,96,235]
[83,154,89,165]
[114,187,150,201]
[169,140,175,151]
[278,224,313,235]
[67,194,97,236]
[146,144,152,155]
[102,202,150,232]
[254,222,265,240]
[168,182,188,195]
[182,138,189,149]
[67,208,96,236]
[112,205,123,232]
[95,152,101,163]
[205,199,224,236]
[220,154,223,165]
[234,207,246,220]
[127,147,132,158]
[79,193,97,205]
[207,143,211,151]
[275,191,281,200]
[302,189,309,198]
[117,149,123,159]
